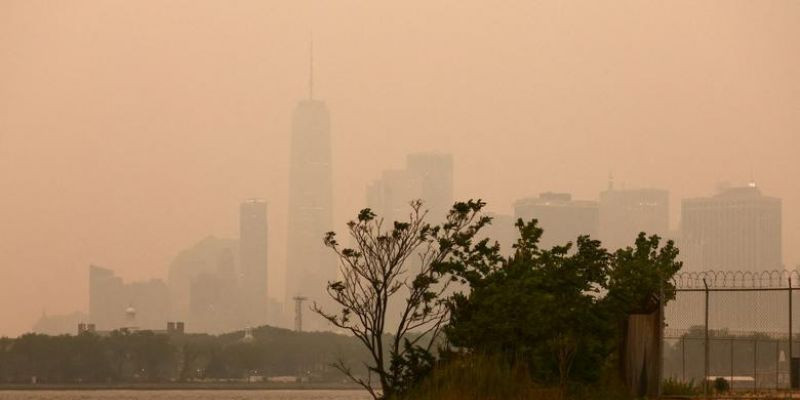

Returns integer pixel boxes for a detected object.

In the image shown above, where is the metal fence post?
[682,336,686,383]
[754,338,758,391]
[704,278,710,398]
[790,278,793,393]
[730,338,734,388]
[658,275,665,397]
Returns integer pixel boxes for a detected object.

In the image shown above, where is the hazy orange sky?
[1,1,798,336]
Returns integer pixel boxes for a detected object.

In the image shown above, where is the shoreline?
[0,382,367,391]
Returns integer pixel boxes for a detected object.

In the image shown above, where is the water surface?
[0,390,371,400]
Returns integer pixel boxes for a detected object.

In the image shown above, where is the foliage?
[662,377,701,396]
[395,352,631,400]
[313,199,490,399]
[714,377,730,393]
[606,233,683,315]
[443,218,682,398]
[393,352,553,400]
[445,219,614,396]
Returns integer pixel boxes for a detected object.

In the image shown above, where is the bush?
[662,377,701,396]
[393,353,553,400]
[714,377,730,393]
[393,353,631,400]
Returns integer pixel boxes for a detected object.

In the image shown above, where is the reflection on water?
[0,390,371,400]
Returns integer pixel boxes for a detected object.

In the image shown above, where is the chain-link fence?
[663,270,800,393]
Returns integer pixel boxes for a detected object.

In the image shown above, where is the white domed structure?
[125,305,136,324]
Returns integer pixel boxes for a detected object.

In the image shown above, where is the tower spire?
[608,171,615,191]
[308,35,314,100]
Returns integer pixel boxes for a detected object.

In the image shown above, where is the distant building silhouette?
[88,265,168,331]
[32,311,88,335]
[406,153,454,223]
[365,153,454,330]
[166,207,279,334]
[77,321,184,337]
[188,247,242,333]
[286,47,335,330]
[599,187,669,251]
[680,184,782,271]
[366,153,454,224]
[167,236,239,325]
[514,192,599,249]
[240,199,269,326]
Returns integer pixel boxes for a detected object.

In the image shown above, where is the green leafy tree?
[313,199,490,399]
[606,233,682,316]
[446,219,613,399]
[444,220,682,399]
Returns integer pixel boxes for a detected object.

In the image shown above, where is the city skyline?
[2,1,799,337]
[31,177,790,336]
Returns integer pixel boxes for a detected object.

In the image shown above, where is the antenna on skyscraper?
[608,171,615,191]
[748,162,757,188]
[308,34,314,100]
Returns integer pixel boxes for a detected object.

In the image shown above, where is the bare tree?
[313,199,489,399]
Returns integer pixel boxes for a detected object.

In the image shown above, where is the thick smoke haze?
[1,1,798,336]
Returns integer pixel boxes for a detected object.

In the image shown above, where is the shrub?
[714,377,730,393]
[393,353,554,400]
[662,377,701,396]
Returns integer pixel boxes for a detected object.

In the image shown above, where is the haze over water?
[0,390,370,400]
[1,1,799,336]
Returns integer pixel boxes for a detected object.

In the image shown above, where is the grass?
[395,353,555,400]
[393,353,632,400]
[662,377,702,396]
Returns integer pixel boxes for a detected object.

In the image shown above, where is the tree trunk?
[621,311,660,397]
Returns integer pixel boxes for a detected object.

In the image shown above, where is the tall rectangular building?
[286,97,336,330]
[406,153,454,223]
[89,265,125,330]
[240,199,268,326]
[513,192,599,249]
[88,265,169,331]
[599,188,669,251]
[365,154,454,331]
[367,169,421,223]
[681,185,782,271]
[366,153,454,224]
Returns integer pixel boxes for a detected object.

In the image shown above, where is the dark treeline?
[0,326,370,384]
[663,326,789,387]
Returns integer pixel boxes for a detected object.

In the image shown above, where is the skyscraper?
[513,192,599,249]
[366,169,421,223]
[598,187,669,251]
[366,152,454,224]
[365,153,454,330]
[286,46,335,328]
[406,153,454,222]
[167,236,238,324]
[88,265,169,331]
[240,199,268,326]
[680,184,782,271]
